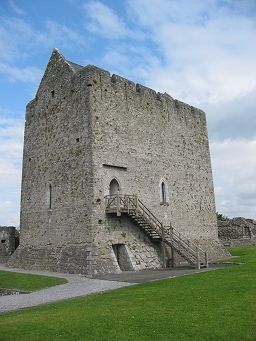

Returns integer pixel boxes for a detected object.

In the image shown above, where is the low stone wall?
[218,217,256,246]
[0,226,16,263]
[0,288,30,296]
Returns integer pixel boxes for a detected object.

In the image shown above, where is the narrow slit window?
[49,184,52,209]
[161,181,166,204]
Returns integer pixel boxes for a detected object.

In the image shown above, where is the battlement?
[28,49,205,125]
[63,51,205,120]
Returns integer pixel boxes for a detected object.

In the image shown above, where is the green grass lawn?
[0,246,256,341]
[0,270,67,291]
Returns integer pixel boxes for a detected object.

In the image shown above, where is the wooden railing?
[105,194,208,269]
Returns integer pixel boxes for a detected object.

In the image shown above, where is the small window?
[160,180,169,205]
[76,138,80,142]
[49,184,52,209]
[1,239,6,243]
[244,227,250,237]
[161,182,166,204]
[51,90,55,98]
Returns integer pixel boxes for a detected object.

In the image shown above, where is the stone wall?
[87,65,227,261]
[218,217,256,246]
[8,49,94,274]
[0,226,16,263]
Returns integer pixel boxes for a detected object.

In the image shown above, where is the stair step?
[106,194,208,269]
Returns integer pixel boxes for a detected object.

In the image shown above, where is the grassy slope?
[0,246,256,340]
[0,270,67,291]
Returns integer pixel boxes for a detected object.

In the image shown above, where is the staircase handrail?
[164,226,205,256]
[105,193,206,264]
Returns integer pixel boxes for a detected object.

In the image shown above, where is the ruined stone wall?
[218,217,256,246]
[9,50,95,274]
[85,66,226,261]
[0,227,15,263]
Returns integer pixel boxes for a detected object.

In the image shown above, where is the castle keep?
[9,49,228,275]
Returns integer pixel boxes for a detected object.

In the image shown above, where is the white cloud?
[0,17,87,83]
[0,17,87,58]
[204,90,256,141]
[39,20,87,49]
[126,0,256,104]
[9,0,25,16]
[0,62,43,83]
[0,200,20,227]
[0,117,23,226]
[101,44,161,80]
[211,138,256,219]
[83,1,131,39]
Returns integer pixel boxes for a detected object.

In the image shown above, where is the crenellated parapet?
[26,48,205,128]
[73,62,206,123]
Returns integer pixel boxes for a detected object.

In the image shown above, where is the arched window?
[160,179,169,205]
[109,179,120,196]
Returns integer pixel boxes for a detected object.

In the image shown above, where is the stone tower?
[9,49,228,275]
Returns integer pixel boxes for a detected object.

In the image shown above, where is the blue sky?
[0,0,256,225]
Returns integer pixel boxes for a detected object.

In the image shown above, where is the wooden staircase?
[105,194,208,269]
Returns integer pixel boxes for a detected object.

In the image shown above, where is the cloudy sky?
[0,0,256,225]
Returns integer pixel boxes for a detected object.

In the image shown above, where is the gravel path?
[0,266,133,314]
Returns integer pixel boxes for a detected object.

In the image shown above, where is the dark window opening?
[76,138,80,142]
[103,163,127,170]
[1,239,6,243]
[244,227,250,237]
[161,181,167,204]
[49,184,52,209]
[51,90,55,98]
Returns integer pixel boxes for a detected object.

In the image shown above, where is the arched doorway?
[109,178,120,196]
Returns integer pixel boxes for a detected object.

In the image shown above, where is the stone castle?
[8,49,228,275]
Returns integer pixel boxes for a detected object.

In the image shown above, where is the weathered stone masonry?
[218,217,256,246]
[8,49,228,275]
[0,226,16,264]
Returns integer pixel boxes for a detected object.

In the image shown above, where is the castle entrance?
[112,244,133,271]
